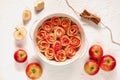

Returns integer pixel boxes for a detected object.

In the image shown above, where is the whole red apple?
[89,44,103,60]
[26,62,42,79]
[84,59,100,75]
[100,55,116,71]
[14,49,27,63]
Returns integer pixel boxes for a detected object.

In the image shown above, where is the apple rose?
[45,48,55,60]
[55,49,66,62]
[37,30,47,40]
[70,36,81,47]
[61,35,71,46]
[51,17,61,26]
[46,33,56,44]
[61,17,71,28]
[42,21,53,32]
[52,41,62,51]
[53,26,65,38]
[37,40,50,52]
[67,24,79,36]
[65,45,76,59]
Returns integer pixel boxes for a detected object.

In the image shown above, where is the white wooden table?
[0,0,120,80]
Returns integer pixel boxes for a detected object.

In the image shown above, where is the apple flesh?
[89,44,103,60]
[84,59,100,75]
[34,0,44,12]
[14,27,26,40]
[26,62,42,79]
[14,49,27,63]
[100,55,116,71]
[22,10,31,23]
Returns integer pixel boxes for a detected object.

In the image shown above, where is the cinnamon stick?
[80,10,101,24]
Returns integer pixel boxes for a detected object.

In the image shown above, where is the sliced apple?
[34,0,44,12]
[22,10,31,23]
[14,27,27,40]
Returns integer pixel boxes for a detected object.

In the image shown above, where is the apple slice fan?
[65,0,120,47]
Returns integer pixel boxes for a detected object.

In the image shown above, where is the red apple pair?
[84,44,116,75]
[14,49,43,79]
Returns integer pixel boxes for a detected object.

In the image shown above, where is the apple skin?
[100,55,116,71]
[14,49,27,63]
[89,44,103,60]
[26,62,42,79]
[84,59,100,75]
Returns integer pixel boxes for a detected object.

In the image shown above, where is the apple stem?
[15,27,22,35]
[15,28,19,31]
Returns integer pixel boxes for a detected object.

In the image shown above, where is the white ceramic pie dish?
[30,13,88,66]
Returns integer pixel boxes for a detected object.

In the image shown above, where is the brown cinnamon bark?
[80,10,101,24]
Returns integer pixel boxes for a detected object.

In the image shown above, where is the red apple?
[26,62,42,79]
[84,59,100,75]
[14,49,27,63]
[100,55,116,71]
[89,44,103,60]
